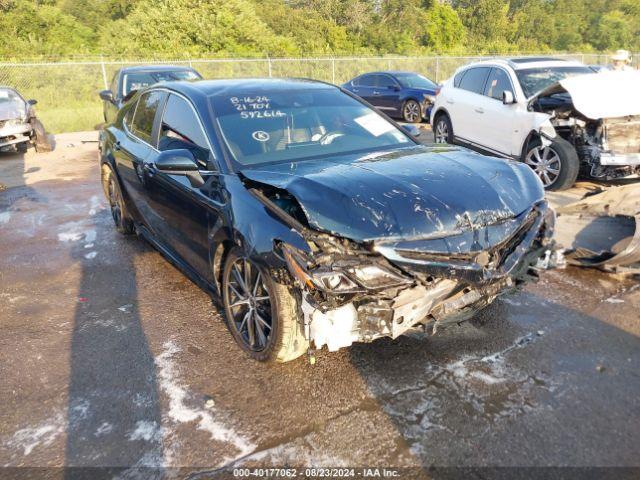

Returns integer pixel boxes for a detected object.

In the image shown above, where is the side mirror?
[402,124,422,138]
[27,99,37,106]
[99,90,114,103]
[502,90,515,105]
[155,149,199,172]
[390,85,401,91]
[155,149,204,187]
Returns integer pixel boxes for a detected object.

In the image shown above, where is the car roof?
[160,78,338,98]
[119,64,198,74]
[357,71,423,76]
[459,57,586,72]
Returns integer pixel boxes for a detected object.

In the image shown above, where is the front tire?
[402,99,422,123]
[524,137,579,191]
[222,249,308,363]
[32,119,52,153]
[433,113,453,144]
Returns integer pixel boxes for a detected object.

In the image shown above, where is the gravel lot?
[1,132,639,478]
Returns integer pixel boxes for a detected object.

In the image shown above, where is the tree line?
[1,0,638,59]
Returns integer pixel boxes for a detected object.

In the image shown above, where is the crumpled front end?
[258,184,555,352]
[0,118,32,149]
[530,72,640,180]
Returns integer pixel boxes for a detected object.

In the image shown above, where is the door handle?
[373,91,381,95]
[143,162,157,176]
[475,108,484,114]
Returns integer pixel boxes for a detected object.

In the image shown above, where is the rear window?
[122,70,201,96]
[458,67,491,95]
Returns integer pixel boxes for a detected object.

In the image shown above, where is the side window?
[159,94,211,168]
[453,70,466,88]
[484,68,514,100]
[358,75,376,87]
[376,75,397,88]
[130,90,164,145]
[458,67,491,95]
[123,104,135,129]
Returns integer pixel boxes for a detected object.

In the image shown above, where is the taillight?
[435,86,442,96]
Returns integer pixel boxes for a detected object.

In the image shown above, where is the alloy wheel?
[403,101,421,123]
[225,257,273,351]
[525,145,561,187]
[435,120,449,143]
[108,176,122,226]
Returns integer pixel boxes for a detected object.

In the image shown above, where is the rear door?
[143,92,220,281]
[353,74,377,104]
[114,90,166,232]
[450,67,491,144]
[374,74,402,116]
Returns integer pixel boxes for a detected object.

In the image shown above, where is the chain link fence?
[0,53,635,133]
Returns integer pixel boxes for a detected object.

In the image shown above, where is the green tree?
[100,0,298,57]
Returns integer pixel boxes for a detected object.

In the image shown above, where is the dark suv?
[99,65,202,124]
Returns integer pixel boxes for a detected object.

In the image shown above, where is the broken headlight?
[281,243,411,293]
[311,271,361,292]
[347,265,411,289]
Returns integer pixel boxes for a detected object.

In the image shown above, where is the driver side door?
[143,92,221,282]
[474,67,520,156]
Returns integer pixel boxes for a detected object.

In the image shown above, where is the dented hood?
[533,71,640,119]
[240,145,544,243]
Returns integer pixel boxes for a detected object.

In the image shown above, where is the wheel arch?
[431,106,450,123]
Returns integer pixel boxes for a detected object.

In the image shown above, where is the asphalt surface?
[0,132,639,478]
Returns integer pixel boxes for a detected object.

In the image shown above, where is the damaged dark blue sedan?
[99,79,555,363]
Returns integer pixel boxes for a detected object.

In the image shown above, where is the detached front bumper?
[0,121,32,148]
[600,152,640,166]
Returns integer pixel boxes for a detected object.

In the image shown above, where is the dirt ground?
[0,132,639,478]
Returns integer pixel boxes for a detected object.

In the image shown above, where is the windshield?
[0,88,26,120]
[212,89,413,168]
[395,73,437,90]
[516,66,594,97]
[122,70,201,96]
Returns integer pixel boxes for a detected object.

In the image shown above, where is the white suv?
[430,57,640,190]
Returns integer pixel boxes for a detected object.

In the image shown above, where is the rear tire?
[433,113,453,144]
[104,166,135,235]
[402,99,422,123]
[524,137,579,191]
[222,248,308,363]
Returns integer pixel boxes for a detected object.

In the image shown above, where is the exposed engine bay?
[248,180,556,353]
[530,72,640,180]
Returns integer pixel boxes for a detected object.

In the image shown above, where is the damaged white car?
[0,86,50,153]
[431,57,640,190]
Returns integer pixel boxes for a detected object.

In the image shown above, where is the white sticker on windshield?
[354,113,395,137]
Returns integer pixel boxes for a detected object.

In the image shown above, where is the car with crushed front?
[99,78,555,363]
[0,86,50,153]
[342,71,438,123]
[431,57,640,190]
